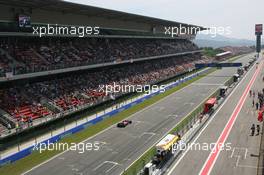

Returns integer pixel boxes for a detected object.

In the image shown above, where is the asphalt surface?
[166,55,262,175]
[24,54,254,175]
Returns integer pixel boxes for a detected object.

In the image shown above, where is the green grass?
[0,69,215,175]
[123,147,157,175]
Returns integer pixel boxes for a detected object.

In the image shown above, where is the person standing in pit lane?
[257,125,260,135]
[256,102,259,110]
[251,124,255,136]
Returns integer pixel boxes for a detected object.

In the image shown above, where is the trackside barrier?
[0,69,210,166]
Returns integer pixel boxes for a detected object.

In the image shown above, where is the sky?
[65,0,263,40]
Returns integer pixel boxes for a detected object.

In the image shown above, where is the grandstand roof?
[0,0,204,30]
[216,51,232,57]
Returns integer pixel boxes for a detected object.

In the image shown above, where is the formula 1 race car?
[117,120,132,128]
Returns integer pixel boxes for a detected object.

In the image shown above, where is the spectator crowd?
[0,37,199,76]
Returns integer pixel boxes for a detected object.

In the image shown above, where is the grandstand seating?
[0,51,12,76]
[0,36,219,134]
[0,53,211,127]
[0,38,199,76]
[54,97,85,111]
[0,88,51,122]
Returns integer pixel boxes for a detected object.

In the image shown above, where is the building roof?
[216,51,232,57]
[0,0,204,29]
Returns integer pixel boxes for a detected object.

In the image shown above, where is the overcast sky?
[66,0,263,40]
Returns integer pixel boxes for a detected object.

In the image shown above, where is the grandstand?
[0,0,211,142]
[0,37,199,76]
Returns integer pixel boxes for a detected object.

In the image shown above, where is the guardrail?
[0,68,210,166]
